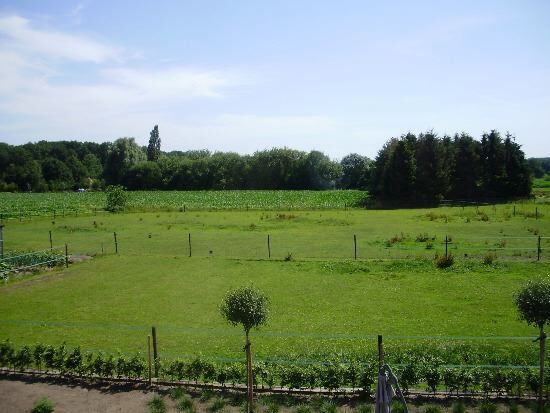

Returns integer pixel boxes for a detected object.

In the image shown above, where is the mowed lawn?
[0,205,549,361]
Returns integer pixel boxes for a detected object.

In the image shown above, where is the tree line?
[0,127,536,203]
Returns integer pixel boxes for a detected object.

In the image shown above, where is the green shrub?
[105,185,128,212]
[391,400,405,413]
[295,404,312,413]
[483,253,497,265]
[452,401,466,413]
[356,404,373,413]
[148,394,167,413]
[177,395,196,413]
[32,398,55,413]
[508,402,518,413]
[169,386,185,400]
[425,406,442,413]
[210,396,227,412]
[319,400,338,413]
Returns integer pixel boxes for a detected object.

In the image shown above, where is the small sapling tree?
[220,285,269,413]
[514,276,550,413]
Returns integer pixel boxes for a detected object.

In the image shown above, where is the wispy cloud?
[0,15,119,63]
[70,3,86,25]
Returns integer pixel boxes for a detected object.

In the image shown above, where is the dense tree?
[340,153,371,189]
[104,137,146,185]
[449,133,480,199]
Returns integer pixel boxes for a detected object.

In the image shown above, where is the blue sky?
[0,1,549,159]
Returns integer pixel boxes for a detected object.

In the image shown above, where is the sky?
[0,1,549,160]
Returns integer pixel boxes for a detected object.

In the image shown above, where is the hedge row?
[1,340,548,397]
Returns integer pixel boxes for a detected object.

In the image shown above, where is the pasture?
[1,192,550,367]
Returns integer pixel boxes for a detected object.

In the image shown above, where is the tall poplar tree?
[147,125,161,161]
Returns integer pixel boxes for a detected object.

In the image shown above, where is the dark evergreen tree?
[449,133,481,199]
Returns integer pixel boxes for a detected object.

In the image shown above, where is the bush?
[210,396,227,412]
[295,404,312,413]
[424,406,442,413]
[148,394,167,413]
[319,400,338,413]
[435,253,454,268]
[356,404,373,413]
[483,253,497,265]
[177,395,196,413]
[479,401,497,413]
[452,401,466,413]
[105,185,128,212]
[32,398,55,413]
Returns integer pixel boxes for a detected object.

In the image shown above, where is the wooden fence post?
[0,225,4,259]
[152,326,158,377]
[354,234,357,260]
[147,335,152,386]
[378,335,384,369]
[113,232,118,254]
[188,233,192,257]
[445,235,448,258]
[49,230,53,250]
[65,244,69,268]
[538,236,541,261]
[267,234,271,259]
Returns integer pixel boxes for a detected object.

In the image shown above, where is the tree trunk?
[245,333,253,413]
[538,326,546,413]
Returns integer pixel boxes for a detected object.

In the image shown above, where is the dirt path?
[0,375,176,413]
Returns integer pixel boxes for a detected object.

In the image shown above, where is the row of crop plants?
[1,341,547,398]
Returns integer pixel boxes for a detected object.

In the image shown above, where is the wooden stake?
[267,234,271,259]
[188,233,192,257]
[65,244,69,268]
[354,234,357,260]
[114,232,118,254]
[445,235,448,258]
[152,326,158,377]
[147,335,152,386]
[538,329,546,413]
[49,230,53,250]
[537,236,541,261]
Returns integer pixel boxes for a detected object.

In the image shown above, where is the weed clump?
[435,253,454,268]
[32,398,55,413]
[483,253,497,265]
[147,394,167,413]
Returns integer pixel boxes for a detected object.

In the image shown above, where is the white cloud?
[0,15,119,63]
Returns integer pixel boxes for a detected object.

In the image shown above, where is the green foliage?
[147,125,161,162]
[390,400,406,413]
[424,406,442,413]
[31,398,55,413]
[148,394,167,413]
[514,276,550,330]
[356,404,373,413]
[209,396,227,412]
[295,404,313,413]
[220,285,270,335]
[177,395,196,413]
[105,185,128,212]
[452,401,466,413]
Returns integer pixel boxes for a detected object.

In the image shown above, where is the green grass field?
[1,196,549,365]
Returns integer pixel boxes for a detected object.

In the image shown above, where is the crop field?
[1,193,550,369]
[0,190,367,217]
